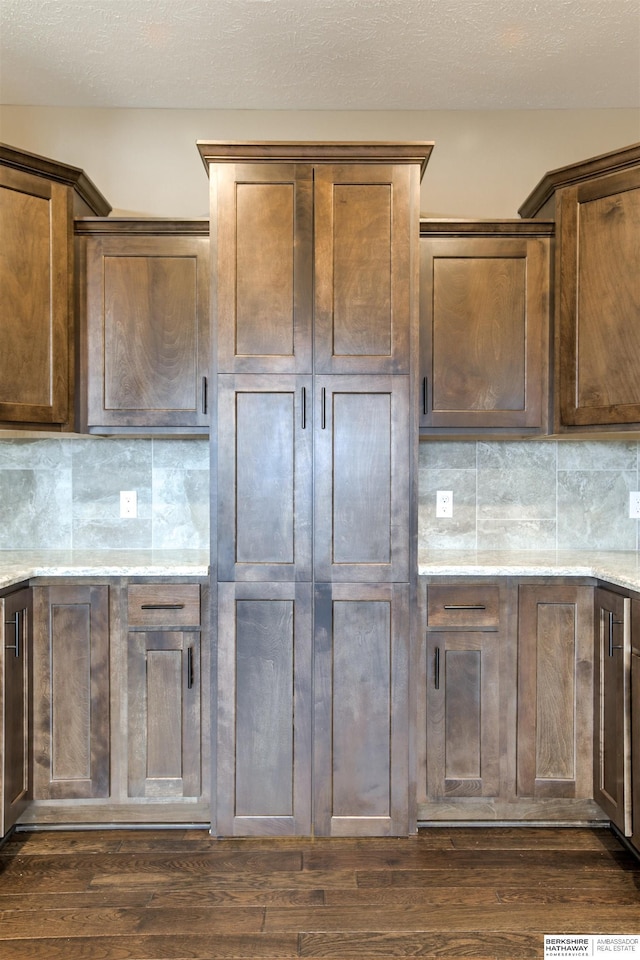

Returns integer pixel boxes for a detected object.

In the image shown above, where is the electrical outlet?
[120,490,137,519]
[436,490,453,518]
[630,491,640,519]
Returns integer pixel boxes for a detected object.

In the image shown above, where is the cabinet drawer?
[427,585,500,628]
[127,584,201,627]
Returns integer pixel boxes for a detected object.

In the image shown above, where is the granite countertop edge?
[1,549,640,594]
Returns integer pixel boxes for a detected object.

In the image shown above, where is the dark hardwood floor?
[0,826,639,959]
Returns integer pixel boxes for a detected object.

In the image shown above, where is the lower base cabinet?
[23,577,208,826]
[216,581,410,837]
[418,577,597,822]
[1,588,31,838]
[631,599,640,854]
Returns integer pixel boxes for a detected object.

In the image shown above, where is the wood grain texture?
[0,827,638,959]
[1,589,31,838]
[517,583,594,799]
[31,584,110,800]
[419,234,549,436]
[0,167,71,427]
[83,233,209,430]
[557,166,640,429]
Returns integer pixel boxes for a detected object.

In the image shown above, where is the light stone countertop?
[0,550,210,590]
[2,549,640,594]
[418,549,640,594]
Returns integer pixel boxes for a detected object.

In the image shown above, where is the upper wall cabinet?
[76,219,210,436]
[202,141,430,376]
[520,143,640,434]
[0,144,111,431]
[419,220,552,439]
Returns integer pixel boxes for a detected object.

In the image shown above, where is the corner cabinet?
[419,220,552,438]
[0,143,110,430]
[520,143,640,434]
[76,219,210,436]
[1,587,31,838]
[199,140,432,837]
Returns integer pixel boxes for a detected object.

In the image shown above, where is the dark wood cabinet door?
[215,162,313,373]
[593,588,631,835]
[0,167,71,427]
[419,234,549,435]
[314,163,415,374]
[32,584,110,800]
[217,374,313,582]
[631,600,640,854]
[83,230,210,431]
[517,583,593,799]
[217,581,312,836]
[424,629,501,801]
[314,375,410,583]
[558,168,640,427]
[127,630,201,799]
[313,583,409,836]
[1,589,31,837]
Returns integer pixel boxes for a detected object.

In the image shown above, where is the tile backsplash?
[419,440,640,551]
[0,436,639,553]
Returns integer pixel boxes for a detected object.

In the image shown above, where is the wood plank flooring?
[0,826,639,959]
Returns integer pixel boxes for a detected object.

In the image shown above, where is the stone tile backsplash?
[0,436,639,553]
[419,440,640,551]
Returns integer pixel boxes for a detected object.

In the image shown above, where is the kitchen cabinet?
[0,144,110,430]
[631,599,640,854]
[1,587,31,838]
[419,581,509,811]
[517,582,594,800]
[200,140,431,836]
[519,143,640,433]
[76,219,210,435]
[593,586,632,836]
[126,583,203,799]
[419,220,552,438]
[31,583,110,800]
[418,577,601,823]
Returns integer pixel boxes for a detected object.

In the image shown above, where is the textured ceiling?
[0,0,639,111]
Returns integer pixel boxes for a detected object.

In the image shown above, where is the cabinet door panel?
[314,376,409,582]
[128,631,201,799]
[559,169,640,426]
[314,583,409,836]
[32,585,109,800]
[217,375,313,581]
[517,584,593,799]
[85,235,209,429]
[1,590,31,837]
[631,600,640,853]
[314,164,414,373]
[216,581,312,836]
[215,163,313,373]
[0,168,70,425]
[420,237,548,432]
[425,631,500,799]
[594,588,632,834]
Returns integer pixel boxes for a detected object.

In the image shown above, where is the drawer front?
[128,583,201,627]
[427,585,500,628]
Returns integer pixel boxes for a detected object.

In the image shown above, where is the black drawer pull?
[443,604,486,611]
[434,646,440,690]
[608,611,624,657]
[187,646,194,690]
[140,603,186,610]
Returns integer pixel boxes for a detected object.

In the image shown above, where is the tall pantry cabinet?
[198,142,432,837]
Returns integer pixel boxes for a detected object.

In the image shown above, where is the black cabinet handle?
[434,646,440,690]
[140,603,185,610]
[187,646,194,690]
[4,611,20,657]
[422,376,428,415]
[301,386,307,430]
[443,604,486,611]
[202,376,208,415]
[321,387,326,429]
[608,610,624,657]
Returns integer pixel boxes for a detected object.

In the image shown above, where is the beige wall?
[0,105,638,217]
